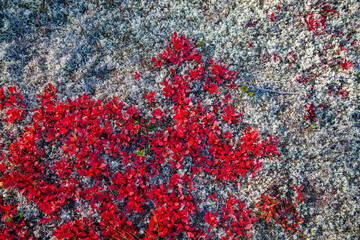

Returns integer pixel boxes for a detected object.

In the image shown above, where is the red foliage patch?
[0,32,299,239]
[256,186,304,233]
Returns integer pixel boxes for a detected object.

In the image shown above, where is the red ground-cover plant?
[145,174,206,239]
[303,1,336,38]
[304,11,327,37]
[304,104,317,122]
[296,75,312,85]
[294,1,355,125]
[204,193,259,239]
[219,195,257,240]
[256,185,304,233]
[340,59,354,70]
[338,88,349,98]
[0,197,37,239]
[52,217,101,240]
[0,32,291,239]
[0,86,26,124]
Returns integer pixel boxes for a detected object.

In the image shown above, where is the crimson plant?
[0,32,299,240]
[256,185,304,233]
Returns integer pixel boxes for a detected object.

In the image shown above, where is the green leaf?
[146,123,158,132]
[17,212,24,218]
[136,150,145,157]
[131,116,143,125]
[240,86,248,92]
[5,217,12,222]
[32,180,37,186]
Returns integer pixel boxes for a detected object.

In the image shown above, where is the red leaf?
[40,218,52,224]
[244,224,252,230]
[0,163,6,172]
[45,134,55,142]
